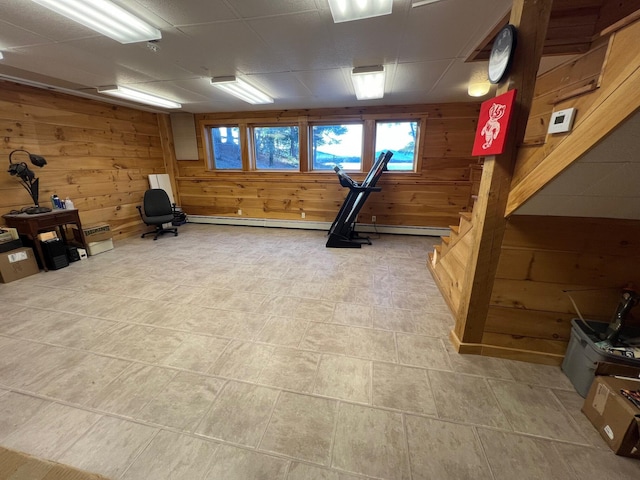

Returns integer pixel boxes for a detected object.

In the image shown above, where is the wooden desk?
[3,209,88,272]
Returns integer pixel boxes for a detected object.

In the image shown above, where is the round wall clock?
[488,24,517,84]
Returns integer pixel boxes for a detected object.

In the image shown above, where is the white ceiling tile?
[131,0,238,25]
[248,11,341,71]
[294,69,350,98]
[176,22,290,75]
[224,0,317,18]
[0,20,57,48]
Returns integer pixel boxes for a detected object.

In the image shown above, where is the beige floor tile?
[332,403,410,480]
[260,295,301,317]
[204,444,288,480]
[347,327,396,362]
[397,333,452,370]
[2,403,101,460]
[553,442,640,480]
[428,370,511,429]
[287,462,339,479]
[313,354,371,403]
[139,371,225,431]
[260,392,338,465]
[372,306,421,333]
[209,340,274,381]
[0,308,57,336]
[258,348,320,392]
[331,303,373,327]
[25,314,117,349]
[414,310,454,338]
[196,381,279,447]
[372,362,436,415]
[0,340,66,387]
[88,324,186,363]
[161,334,230,372]
[405,415,492,480]
[217,291,269,312]
[0,392,51,441]
[90,364,176,417]
[487,379,588,443]
[256,316,310,347]
[58,416,157,478]
[447,350,515,379]
[121,430,219,480]
[503,359,575,390]
[295,299,336,322]
[391,291,430,310]
[23,351,131,405]
[552,389,609,449]
[477,428,574,480]
[190,308,270,340]
[299,323,350,355]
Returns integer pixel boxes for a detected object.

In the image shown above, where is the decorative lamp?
[7,149,52,214]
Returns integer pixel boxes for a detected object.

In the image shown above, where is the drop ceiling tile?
[398,0,511,62]
[0,20,55,48]
[294,69,350,98]
[248,12,341,71]
[176,22,290,74]
[426,59,497,101]
[131,0,238,25]
[225,0,318,18]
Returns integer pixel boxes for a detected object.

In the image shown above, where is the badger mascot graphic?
[480,102,506,150]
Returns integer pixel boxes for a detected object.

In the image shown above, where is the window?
[375,121,418,171]
[253,126,300,170]
[311,124,363,171]
[209,126,242,169]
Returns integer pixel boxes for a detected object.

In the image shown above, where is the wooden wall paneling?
[485,305,575,341]
[480,332,568,358]
[0,80,165,240]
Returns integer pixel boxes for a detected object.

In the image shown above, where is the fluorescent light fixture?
[328,0,392,23]
[0,51,3,60]
[97,85,181,109]
[30,0,161,44]
[210,76,274,105]
[468,81,491,97]
[412,0,446,7]
[351,65,385,100]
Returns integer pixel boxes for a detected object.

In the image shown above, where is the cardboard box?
[0,247,40,283]
[87,238,114,256]
[582,363,640,458]
[73,223,112,244]
[37,231,58,241]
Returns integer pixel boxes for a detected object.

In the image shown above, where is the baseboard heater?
[187,215,448,237]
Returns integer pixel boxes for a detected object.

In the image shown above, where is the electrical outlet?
[237,209,242,215]
[301,212,306,219]
[371,215,376,223]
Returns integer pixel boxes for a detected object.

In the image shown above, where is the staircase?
[427,162,480,314]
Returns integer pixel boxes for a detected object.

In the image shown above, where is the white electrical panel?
[548,108,577,134]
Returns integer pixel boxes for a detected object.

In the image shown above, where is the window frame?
[308,121,365,173]
[202,114,424,175]
[249,123,302,172]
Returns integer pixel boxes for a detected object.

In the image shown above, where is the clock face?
[488,24,517,84]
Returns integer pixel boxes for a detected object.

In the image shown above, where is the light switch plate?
[548,108,576,134]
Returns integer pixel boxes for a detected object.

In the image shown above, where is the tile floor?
[0,223,639,479]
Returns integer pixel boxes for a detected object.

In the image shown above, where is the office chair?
[136,188,179,240]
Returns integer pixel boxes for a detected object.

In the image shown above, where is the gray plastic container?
[562,319,640,397]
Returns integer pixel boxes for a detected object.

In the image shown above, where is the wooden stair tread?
[450,225,459,234]
[459,212,472,221]
[441,236,451,245]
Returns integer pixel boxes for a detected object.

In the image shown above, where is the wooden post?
[453,0,554,347]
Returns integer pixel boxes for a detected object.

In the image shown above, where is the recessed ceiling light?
[97,85,181,109]
[328,0,393,23]
[30,0,161,44]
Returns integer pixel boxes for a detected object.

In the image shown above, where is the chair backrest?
[143,189,172,217]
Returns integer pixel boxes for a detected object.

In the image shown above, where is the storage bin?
[562,319,640,397]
